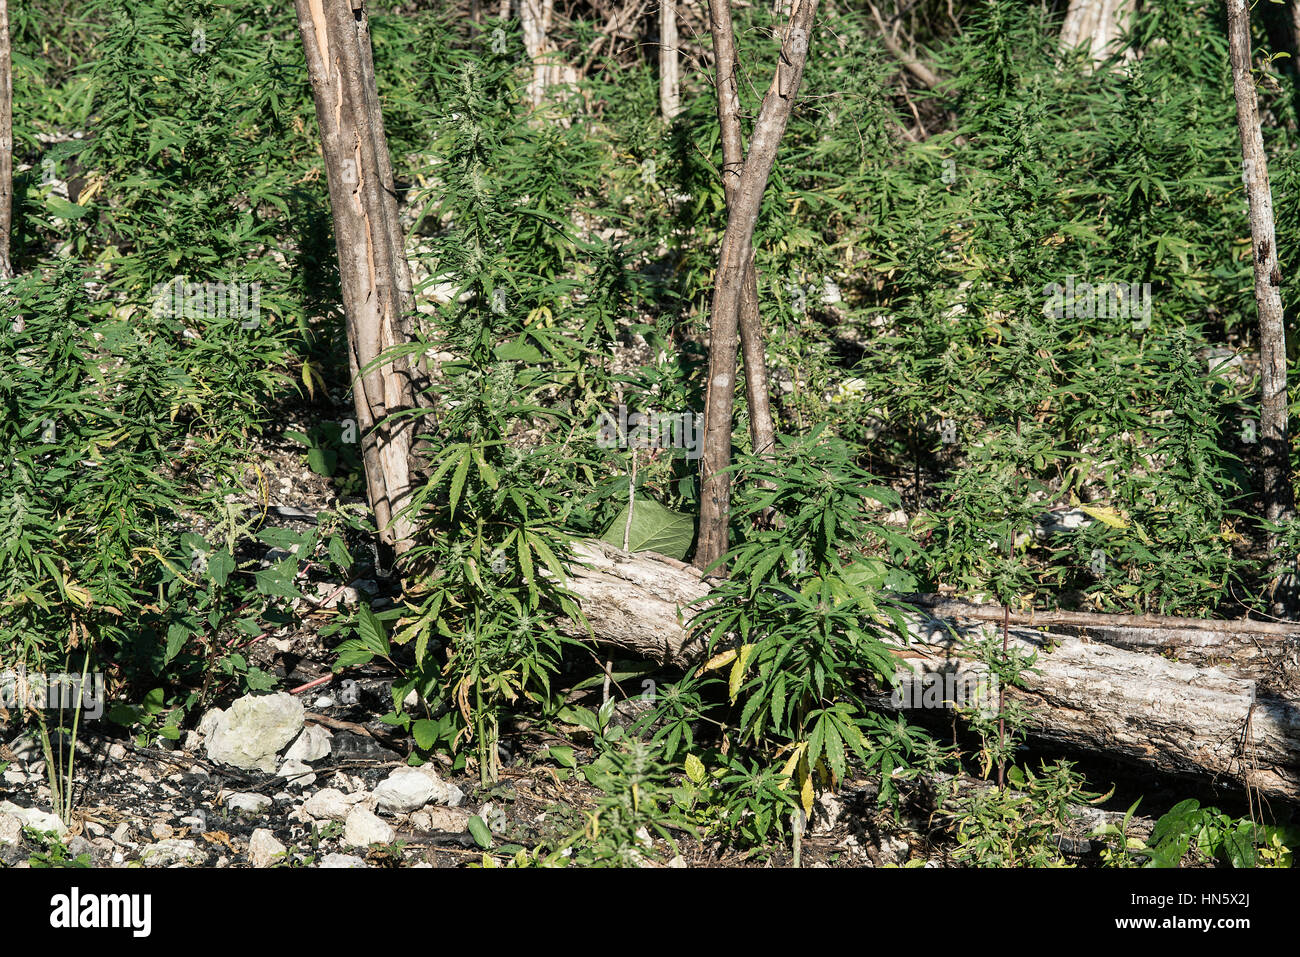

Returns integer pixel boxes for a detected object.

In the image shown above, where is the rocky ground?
[0,686,959,869]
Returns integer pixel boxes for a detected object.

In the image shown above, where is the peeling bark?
[902,595,1300,693]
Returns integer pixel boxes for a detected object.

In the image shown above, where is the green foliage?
[939,760,1106,867]
[1140,799,1299,868]
[24,829,94,869]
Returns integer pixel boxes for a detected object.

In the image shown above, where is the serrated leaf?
[823,719,846,781]
[356,605,391,656]
[164,622,191,665]
[684,753,706,784]
[47,195,87,219]
[449,450,470,516]
[770,673,787,729]
[412,719,439,751]
[332,639,375,671]
[328,535,352,572]
[208,549,234,588]
[546,745,577,769]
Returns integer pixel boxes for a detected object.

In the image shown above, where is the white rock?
[197,708,224,739]
[0,813,22,846]
[284,724,332,763]
[412,764,465,807]
[140,839,205,866]
[344,806,394,847]
[248,828,287,868]
[277,759,316,788]
[372,767,437,813]
[314,582,359,608]
[111,822,133,846]
[205,692,305,772]
[2,769,26,786]
[0,801,68,840]
[319,853,367,868]
[301,787,364,822]
[313,696,335,709]
[223,792,272,815]
[480,801,508,833]
[408,809,432,830]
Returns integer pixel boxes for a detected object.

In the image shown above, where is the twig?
[290,673,334,696]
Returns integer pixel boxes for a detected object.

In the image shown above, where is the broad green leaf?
[599,494,695,560]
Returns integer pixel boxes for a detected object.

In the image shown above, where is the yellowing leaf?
[699,648,737,675]
[777,741,807,785]
[65,583,92,607]
[77,175,105,206]
[1078,505,1129,529]
[684,753,706,785]
[301,361,326,400]
[798,754,815,816]
[728,643,755,702]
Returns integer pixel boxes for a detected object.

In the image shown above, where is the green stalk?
[61,649,91,823]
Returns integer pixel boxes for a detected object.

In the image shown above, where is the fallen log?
[561,543,1300,799]
[561,540,713,665]
[900,594,1300,695]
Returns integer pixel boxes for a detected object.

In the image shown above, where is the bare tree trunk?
[0,0,12,281]
[707,0,778,468]
[294,0,420,558]
[1060,0,1135,65]
[519,0,555,108]
[696,0,819,573]
[660,0,681,121]
[1226,0,1295,614]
